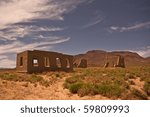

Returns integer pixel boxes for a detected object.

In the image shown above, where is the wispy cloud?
[81,11,104,29]
[0,25,65,41]
[0,0,90,68]
[110,21,150,32]
[0,37,70,55]
[129,46,150,58]
[0,37,70,68]
[0,58,16,68]
[0,0,88,40]
[0,55,7,60]
[82,18,104,29]
[0,0,49,28]
[0,0,88,29]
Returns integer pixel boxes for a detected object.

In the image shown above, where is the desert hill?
[74,50,150,67]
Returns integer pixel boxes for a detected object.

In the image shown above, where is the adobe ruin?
[78,59,87,68]
[114,55,125,68]
[104,55,125,68]
[16,50,74,73]
[103,62,109,68]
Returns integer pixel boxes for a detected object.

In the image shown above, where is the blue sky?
[0,0,150,68]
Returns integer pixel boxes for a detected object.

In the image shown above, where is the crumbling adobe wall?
[103,55,125,68]
[114,56,125,68]
[78,59,87,68]
[16,50,73,73]
[16,51,28,72]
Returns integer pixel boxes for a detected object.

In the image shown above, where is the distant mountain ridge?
[74,50,150,67]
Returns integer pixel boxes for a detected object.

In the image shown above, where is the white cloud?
[81,11,104,29]
[0,0,90,68]
[129,46,150,58]
[137,50,150,58]
[0,0,88,41]
[82,18,104,29]
[0,0,48,28]
[0,37,70,68]
[0,0,88,29]
[135,49,150,58]
[0,25,65,40]
[110,21,150,32]
[110,26,119,30]
[0,58,16,68]
[0,37,70,55]
[0,55,7,60]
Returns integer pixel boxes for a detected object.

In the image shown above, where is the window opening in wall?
[56,58,61,68]
[44,57,50,67]
[33,58,39,67]
[20,57,23,66]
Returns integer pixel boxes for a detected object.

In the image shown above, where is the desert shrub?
[77,82,126,98]
[69,82,83,94]
[0,73,19,81]
[128,67,150,82]
[95,83,124,97]
[78,84,98,97]
[63,81,69,89]
[65,68,131,98]
[125,73,135,79]
[28,74,50,87]
[0,73,51,87]
[144,81,150,96]
[66,79,127,98]
[55,73,60,78]
[65,75,81,84]
[128,80,135,85]
[41,80,50,87]
[64,74,84,90]
[131,89,148,100]
[65,77,78,84]
[66,67,150,99]
[28,74,43,83]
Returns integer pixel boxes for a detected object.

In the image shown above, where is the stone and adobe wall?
[114,55,125,68]
[78,59,87,68]
[103,55,125,68]
[16,50,73,73]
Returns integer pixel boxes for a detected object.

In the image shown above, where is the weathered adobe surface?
[16,50,74,73]
[74,50,150,67]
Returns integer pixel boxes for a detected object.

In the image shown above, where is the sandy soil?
[0,76,109,100]
[130,78,144,91]
[0,71,149,100]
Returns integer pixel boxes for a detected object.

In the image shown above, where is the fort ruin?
[114,55,125,68]
[16,50,74,73]
[78,59,87,68]
[104,55,125,68]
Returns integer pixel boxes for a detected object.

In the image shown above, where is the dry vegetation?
[64,67,150,100]
[0,66,150,100]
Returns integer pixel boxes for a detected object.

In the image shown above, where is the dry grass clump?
[64,67,150,99]
[144,81,150,96]
[64,68,130,98]
[131,89,148,100]
[0,73,50,87]
[122,88,148,100]
[0,73,19,81]
[45,71,67,79]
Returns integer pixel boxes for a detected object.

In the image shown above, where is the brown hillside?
[74,50,150,67]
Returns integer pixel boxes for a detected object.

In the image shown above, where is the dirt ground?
[0,76,109,100]
[0,68,149,100]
